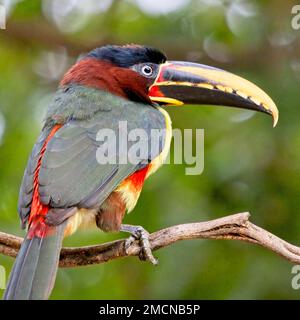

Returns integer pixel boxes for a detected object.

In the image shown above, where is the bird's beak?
[148,61,278,126]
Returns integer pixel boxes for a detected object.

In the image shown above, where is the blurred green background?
[1,0,300,299]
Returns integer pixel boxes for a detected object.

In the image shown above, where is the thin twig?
[1,212,300,267]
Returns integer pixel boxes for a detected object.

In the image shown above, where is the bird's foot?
[120,224,158,265]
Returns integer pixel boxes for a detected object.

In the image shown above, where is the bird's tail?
[3,221,66,300]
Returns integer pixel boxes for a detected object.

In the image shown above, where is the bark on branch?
[1,212,300,267]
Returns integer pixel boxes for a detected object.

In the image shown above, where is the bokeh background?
[1,0,300,299]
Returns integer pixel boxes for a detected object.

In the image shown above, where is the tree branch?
[1,212,300,267]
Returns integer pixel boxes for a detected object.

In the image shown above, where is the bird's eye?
[141,65,153,77]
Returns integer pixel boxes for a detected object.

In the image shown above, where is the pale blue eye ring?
[141,65,153,76]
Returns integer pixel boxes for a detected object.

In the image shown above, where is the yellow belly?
[64,208,97,237]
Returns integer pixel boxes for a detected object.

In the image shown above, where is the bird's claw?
[121,224,158,266]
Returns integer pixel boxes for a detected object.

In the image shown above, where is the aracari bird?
[4,45,278,300]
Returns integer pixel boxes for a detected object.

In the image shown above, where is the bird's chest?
[66,108,172,235]
[116,107,172,212]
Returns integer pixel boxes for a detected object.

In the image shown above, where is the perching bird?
[4,45,278,300]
